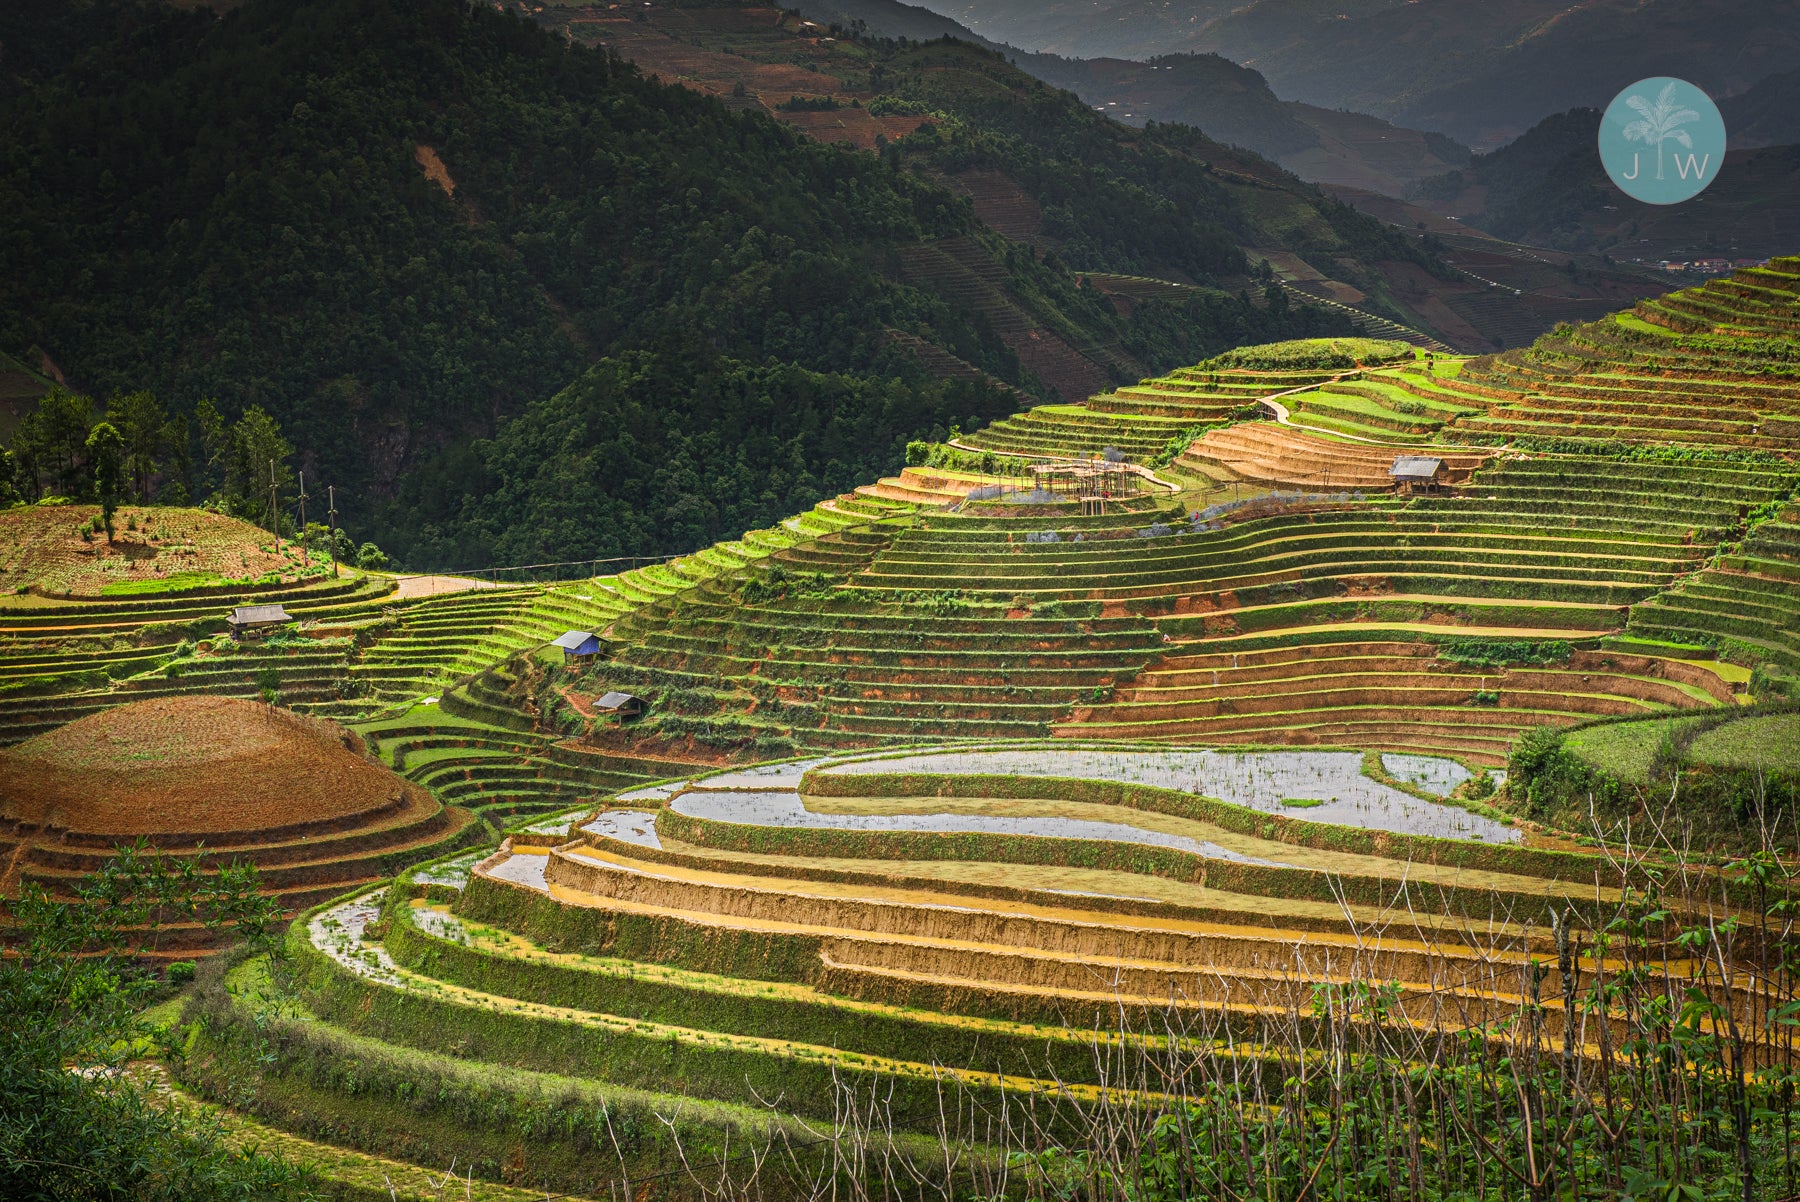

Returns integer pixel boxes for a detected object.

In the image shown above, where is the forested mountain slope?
[0,0,1373,569]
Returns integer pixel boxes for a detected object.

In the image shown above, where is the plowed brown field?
[0,696,405,835]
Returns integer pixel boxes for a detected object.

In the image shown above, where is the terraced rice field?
[207,740,1782,1184]
[1179,424,1492,491]
[591,451,1779,757]
[1625,502,1800,669]
[1260,257,1800,454]
[59,267,1800,1199]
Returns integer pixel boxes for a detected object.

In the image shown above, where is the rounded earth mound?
[0,696,407,837]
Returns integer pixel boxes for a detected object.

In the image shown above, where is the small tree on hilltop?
[85,421,125,541]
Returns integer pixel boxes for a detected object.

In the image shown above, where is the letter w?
[1674,153,1711,180]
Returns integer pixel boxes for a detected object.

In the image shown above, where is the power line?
[296,470,311,554]
[267,458,280,552]
[391,552,685,584]
[326,485,339,580]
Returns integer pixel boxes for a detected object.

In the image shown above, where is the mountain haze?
[1410,107,1800,260]
[801,0,1470,195]
[921,0,1800,150]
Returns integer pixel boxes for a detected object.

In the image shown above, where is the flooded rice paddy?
[412,852,483,889]
[812,746,1515,843]
[580,809,663,849]
[685,759,831,790]
[666,788,1285,865]
[309,893,402,983]
[613,780,691,803]
[485,851,549,891]
[578,745,1514,861]
[1380,754,1472,797]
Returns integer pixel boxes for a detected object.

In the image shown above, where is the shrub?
[356,541,390,570]
[740,566,839,604]
[254,666,280,692]
[867,95,930,117]
[166,960,197,985]
[914,589,966,617]
[912,442,1032,477]
[1441,639,1572,668]
[1196,337,1414,372]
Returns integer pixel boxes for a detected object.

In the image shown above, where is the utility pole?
[268,458,280,552]
[297,471,311,560]
[326,485,340,579]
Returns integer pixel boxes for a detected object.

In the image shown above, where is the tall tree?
[194,397,228,499]
[223,407,293,532]
[85,421,124,540]
[161,412,195,505]
[0,447,20,507]
[108,390,167,502]
[16,388,93,498]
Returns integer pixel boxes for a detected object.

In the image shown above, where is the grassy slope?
[0,504,324,597]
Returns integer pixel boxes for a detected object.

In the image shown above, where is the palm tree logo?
[1620,81,1700,181]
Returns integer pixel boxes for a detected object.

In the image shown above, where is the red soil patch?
[0,504,316,597]
[0,697,406,837]
[567,12,929,151]
[414,144,456,197]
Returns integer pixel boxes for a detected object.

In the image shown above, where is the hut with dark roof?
[1389,455,1446,495]
[227,603,291,641]
[594,691,644,719]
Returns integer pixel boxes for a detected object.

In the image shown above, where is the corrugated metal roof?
[551,630,596,650]
[595,691,642,711]
[228,604,290,624]
[1389,456,1444,478]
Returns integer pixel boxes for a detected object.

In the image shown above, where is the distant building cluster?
[1650,257,1766,275]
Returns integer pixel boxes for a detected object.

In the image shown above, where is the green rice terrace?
[10,268,1800,1199]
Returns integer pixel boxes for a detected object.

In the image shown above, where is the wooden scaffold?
[1029,460,1145,515]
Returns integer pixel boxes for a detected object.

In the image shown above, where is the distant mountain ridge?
[798,0,1470,196]
[1406,107,1800,261]
[913,0,1800,151]
[1724,67,1800,149]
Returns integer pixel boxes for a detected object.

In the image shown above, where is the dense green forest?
[0,0,1347,568]
[866,38,1448,291]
